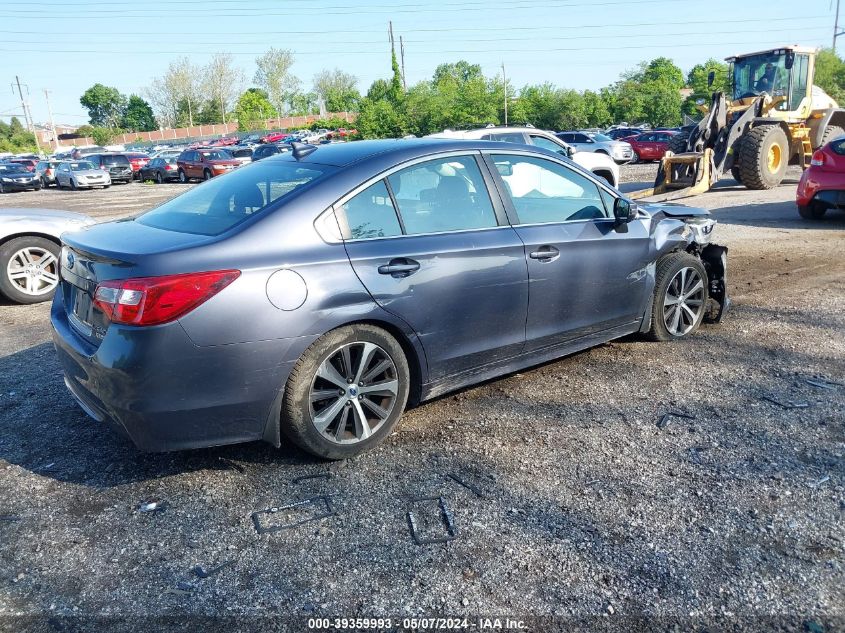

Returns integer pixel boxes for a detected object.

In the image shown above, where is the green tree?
[235,88,277,131]
[90,126,116,146]
[80,83,126,127]
[9,117,24,135]
[366,79,392,101]
[0,117,37,153]
[313,69,360,112]
[389,43,404,103]
[355,98,406,138]
[122,95,157,131]
[814,48,845,103]
[254,48,300,117]
[683,59,730,116]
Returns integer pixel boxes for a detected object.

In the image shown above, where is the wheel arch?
[0,232,62,250]
[592,169,616,187]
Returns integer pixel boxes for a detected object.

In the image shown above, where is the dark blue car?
[51,139,728,459]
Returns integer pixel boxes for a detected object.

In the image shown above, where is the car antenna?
[291,142,318,160]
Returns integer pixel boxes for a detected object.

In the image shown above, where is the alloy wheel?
[662,267,705,336]
[309,342,399,445]
[6,246,60,297]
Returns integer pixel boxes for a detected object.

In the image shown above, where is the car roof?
[284,138,546,167]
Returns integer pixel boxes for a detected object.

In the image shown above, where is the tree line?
[55,45,845,148]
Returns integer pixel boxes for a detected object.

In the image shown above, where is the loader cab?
[727,47,814,118]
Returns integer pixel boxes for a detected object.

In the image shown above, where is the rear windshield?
[830,138,845,154]
[102,155,130,165]
[70,162,95,171]
[137,160,334,236]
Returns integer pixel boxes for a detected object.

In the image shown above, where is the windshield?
[0,164,27,173]
[200,150,231,160]
[732,52,789,100]
[70,162,95,171]
[137,159,334,236]
[588,133,613,142]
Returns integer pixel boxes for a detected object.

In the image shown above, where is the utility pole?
[388,20,394,50]
[44,89,58,150]
[13,76,41,154]
[502,63,508,125]
[836,0,845,51]
[400,35,407,90]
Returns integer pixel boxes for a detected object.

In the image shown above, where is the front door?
[340,153,529,380]
[484,151,652,351]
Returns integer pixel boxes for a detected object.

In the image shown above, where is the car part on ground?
[50,139,727,458]
[0,207,95,303]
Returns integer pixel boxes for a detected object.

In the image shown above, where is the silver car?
[55,161,112,190]
[0,208,95,303]
[557,131,634,164]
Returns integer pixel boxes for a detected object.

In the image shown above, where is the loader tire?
[730,165,743,184]
[738,125,788,190]
[667,132,690,155]
[818,125,845,148]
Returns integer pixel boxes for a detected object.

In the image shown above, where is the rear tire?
[818,125,845,148]
[646,251,709,342]
[798,203,826,220]
[0,236,61,304]
[730,165,743,185]
[738,125,789,190]
[155,172,163,184]
[203,169,212,180]
[281,324,410,460]
[178,169,188,183]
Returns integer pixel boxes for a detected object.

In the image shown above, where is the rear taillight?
[93,270,240,326]
[810,150,826,167]
[165,164,174,170]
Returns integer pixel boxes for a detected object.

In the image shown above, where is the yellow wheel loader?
[631,46,845,200]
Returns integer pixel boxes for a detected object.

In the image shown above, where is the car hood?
[74,169,109,177]
[636,201,710,218]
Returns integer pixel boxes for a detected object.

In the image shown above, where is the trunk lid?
[59,219,217,346]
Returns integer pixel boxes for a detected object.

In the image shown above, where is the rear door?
[484,150,652,350]
[340,152,529,380]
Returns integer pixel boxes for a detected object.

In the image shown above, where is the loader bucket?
[628,149,715,200]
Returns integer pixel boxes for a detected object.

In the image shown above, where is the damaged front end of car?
[638,201,730,324]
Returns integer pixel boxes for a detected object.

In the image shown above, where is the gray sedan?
[0,208,95,303]
[55,160,111,190]
[557,131,635,164]
[51,139,728,459]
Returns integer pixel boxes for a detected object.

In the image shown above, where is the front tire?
[155,172,163,184]
[281,324,410,459]
[178,169,188,183]
[738,125,789,190]
[646,252,709,342]
[203,169,212,181]
[0,236,61,304]
[70,178,78,191]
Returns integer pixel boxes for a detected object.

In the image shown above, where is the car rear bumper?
[50,288,301,452]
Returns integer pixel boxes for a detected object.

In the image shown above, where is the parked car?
[796,134,845,219]
[605,127,646,140]
[176,148,240,182]
[428,126,620,187]
[35,160,61,187]
[138,157,180,183]
[51,139,728,457]
[7,158,38,172]
[260,132,289,143]
[627,131,680,162]
[124,152,151,179]
[556,131,635,164]
[85,153,133,184]
[55,160,112,190]
[0,163,42,193]
[223,145,253,166]
[0,207,94,303]
[70,146,106,159]
[150,149,184,160]
[251,143,290,162]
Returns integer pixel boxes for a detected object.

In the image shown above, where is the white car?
[55,160,112,190]
[427,126,620,188]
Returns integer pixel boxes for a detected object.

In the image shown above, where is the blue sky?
[0,0,838,126]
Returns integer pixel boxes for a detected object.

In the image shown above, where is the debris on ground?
[656,411,696,429]
[760,395,810,409]
[447,472,485,497]
[192,561,233,579]
[136,499,168,513]
[251,496,336,535]
[407,496,458,545]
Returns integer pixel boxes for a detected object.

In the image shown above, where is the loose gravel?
[0,165,842,632]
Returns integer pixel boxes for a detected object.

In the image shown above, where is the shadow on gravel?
[711,200,845,230]
[0,342,312,489]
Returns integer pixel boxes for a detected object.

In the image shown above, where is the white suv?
[427,125,620,188]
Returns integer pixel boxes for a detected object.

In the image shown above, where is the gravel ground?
[0,165,843,632]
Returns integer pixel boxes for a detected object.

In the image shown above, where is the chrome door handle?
[377,258,420,277]
[529,246,560,261]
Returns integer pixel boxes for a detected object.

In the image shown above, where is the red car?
[124,153,151,179]
[627,131,679,162]
[796,136,845,219]
[8,158,37,172]
[260,132,289,143]
[176,148,240,182]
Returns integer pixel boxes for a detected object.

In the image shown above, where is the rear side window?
[137,160,333,236]
[491,154,609,223]
[487,132,527,144]
[340,180,402,239]
[387,156,497,235]
[830,138,845,154]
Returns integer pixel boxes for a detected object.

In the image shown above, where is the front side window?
[491,154,609,224]
[387,155,497,235]
[340,180,402,240]
[137,160,333,236]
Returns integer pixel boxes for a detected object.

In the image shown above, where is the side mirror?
[785,51,795,70]
[613,198,635,226]
[707,70,715,88]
